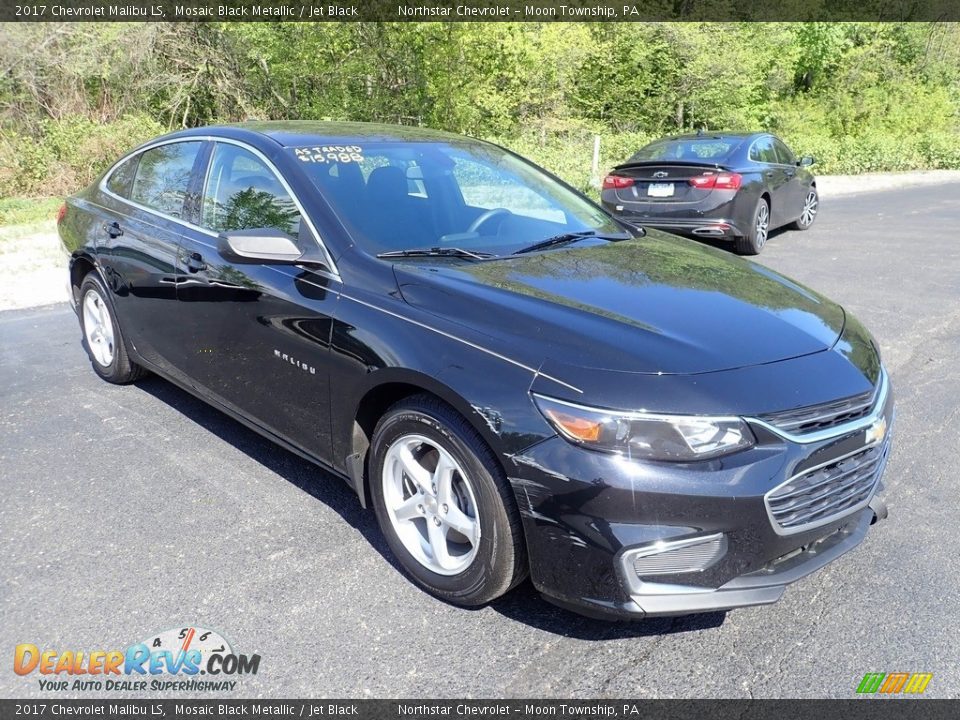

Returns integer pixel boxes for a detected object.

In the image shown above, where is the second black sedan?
[601,132,818,254]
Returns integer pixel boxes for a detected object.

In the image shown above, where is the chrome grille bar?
[770,449,884,504]
[765,438,890,534]
[759,386,876,435]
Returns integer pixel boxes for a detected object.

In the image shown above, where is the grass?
[0,196,62,228]
[0,197,61,252]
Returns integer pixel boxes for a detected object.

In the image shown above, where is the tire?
[734,196,770,255]
[78,272,146,384]
[369,394,527,606]
[790,185,819,231]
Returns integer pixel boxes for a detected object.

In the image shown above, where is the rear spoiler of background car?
[612,160,730,172]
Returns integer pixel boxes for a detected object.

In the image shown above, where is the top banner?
[5,0,960,22]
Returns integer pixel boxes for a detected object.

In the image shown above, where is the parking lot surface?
[2,183,958,698]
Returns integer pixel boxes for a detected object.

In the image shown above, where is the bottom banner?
[1,699,958,720]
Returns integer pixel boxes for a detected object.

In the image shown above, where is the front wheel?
[79,273,146,384]
[369,394,527,606]
[734,197,770,255]
[791,186,819,231]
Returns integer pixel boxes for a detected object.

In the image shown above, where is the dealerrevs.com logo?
[14,626,260,692]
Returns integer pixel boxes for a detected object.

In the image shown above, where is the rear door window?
[749,137,779,164]
[105,155,139,198]
[130,142,203,217]
[201,143,301,237]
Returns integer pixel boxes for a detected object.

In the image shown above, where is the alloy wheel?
[82,288,115,367]
[755,202,769,248]
[382,434,480,576]
[799,189,819,227]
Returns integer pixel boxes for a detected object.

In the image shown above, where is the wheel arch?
[69,252,97,305]
[347,368,509,509]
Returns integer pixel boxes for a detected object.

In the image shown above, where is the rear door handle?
[185,252,206,273]
[102,221,123,238]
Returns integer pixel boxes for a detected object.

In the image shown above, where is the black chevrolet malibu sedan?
[601,132,818,255]
[58,122,892,619]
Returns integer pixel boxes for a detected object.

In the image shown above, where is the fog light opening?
[625,533,728,578]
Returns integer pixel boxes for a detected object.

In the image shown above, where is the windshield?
[287,140,623,257]
[629,138,739,163]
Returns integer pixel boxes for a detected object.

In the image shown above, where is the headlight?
[533,394,755,462]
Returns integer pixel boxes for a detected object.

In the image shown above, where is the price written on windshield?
[295,146,365,164]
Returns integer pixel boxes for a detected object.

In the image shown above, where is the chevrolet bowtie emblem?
[865,416,888,445]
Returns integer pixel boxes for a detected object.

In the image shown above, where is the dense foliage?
[1,21,958,197]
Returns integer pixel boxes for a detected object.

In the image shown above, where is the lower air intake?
[628,534,727,577]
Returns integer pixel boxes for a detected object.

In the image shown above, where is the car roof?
[173,121,471,147]
[653,132,766,142]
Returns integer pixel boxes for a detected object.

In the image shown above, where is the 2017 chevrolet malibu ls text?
[58,122,892,619]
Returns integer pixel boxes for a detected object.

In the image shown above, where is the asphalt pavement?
[2,183,959,699]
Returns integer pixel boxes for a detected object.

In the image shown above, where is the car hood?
[394,232,845,376]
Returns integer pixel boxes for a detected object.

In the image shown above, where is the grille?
[766,439,889,533]
[759,386,877,435]
[631,534,727,576]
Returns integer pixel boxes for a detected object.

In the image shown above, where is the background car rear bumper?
[600,189,752,239]
[623,217,744,238]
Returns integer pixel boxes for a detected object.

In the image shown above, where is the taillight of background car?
[602,175,634,189]
[689,172,743,190]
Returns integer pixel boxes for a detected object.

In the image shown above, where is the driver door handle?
[102,221,123,238]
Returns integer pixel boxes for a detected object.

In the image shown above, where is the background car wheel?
[734,197,770,255]
[369,394,527,606]
[79,273,146,384]
[791,186,819,231]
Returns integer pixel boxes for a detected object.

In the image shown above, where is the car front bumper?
[507,374,894,620]
[542,505,884,619]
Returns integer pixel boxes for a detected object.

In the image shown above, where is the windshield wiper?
[377,247,495,260]
[511,230,631,256]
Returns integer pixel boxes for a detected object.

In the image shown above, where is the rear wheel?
[369,394,527,606]
[79,273,146,384]
[791,186,819,231]
[734,197,770,255]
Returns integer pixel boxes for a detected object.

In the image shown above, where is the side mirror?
[218,228,303,265]
[798,156,815,167]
